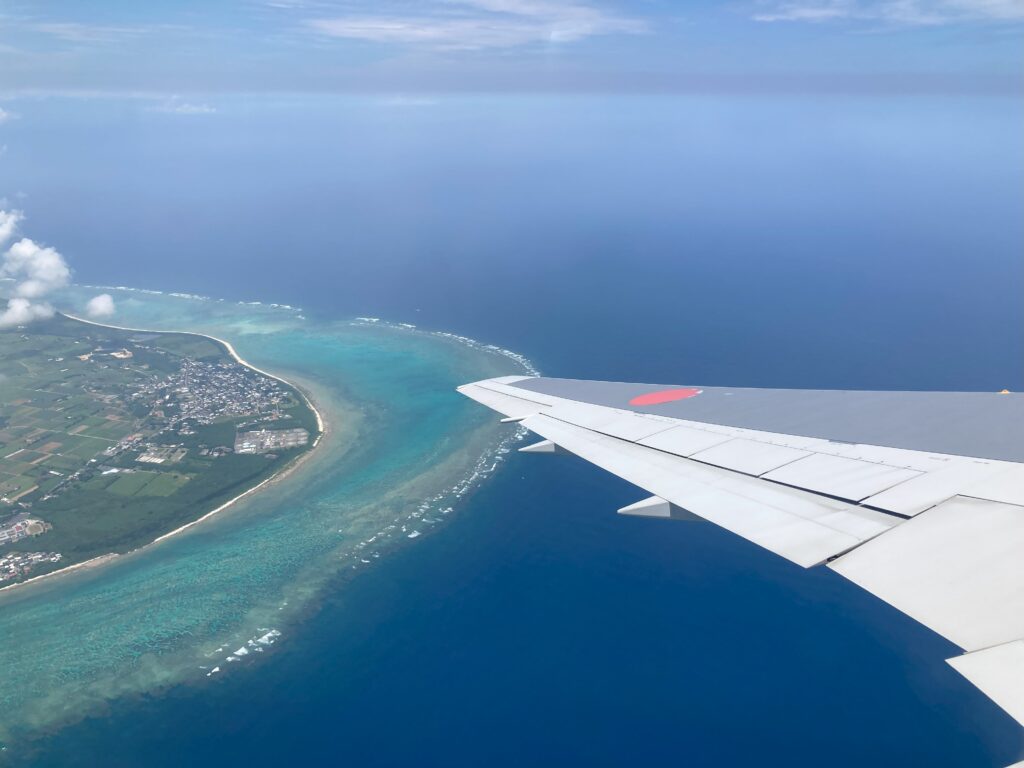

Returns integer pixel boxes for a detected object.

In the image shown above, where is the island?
[0,313,321,586]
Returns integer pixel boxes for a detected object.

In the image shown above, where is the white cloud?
[753,0,1024,24]
[307,0,645,49]
[943,0,1024,19]
[1,237,71,298]
[0,210,74,328]
[85,293,116,318]
[378,95,441,107]
[0,209,23,246]
[0,297,54,328]
[0,107,16,125]
[753,1,856,21]
[153,97,217,115]
[32,23,148,44]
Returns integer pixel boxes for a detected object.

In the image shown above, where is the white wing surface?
[458,375,1024,732]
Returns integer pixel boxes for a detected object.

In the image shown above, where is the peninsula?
[0,313,322,586]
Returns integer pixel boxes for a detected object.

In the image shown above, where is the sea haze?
[4,93,1022,389]
[2,93,1022,766]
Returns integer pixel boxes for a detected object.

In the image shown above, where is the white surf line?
[351,318,541,377]
[0,314,328,595]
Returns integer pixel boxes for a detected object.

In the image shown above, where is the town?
[0,317,318,583]
[0,550,62,584]
[134,357,296,431]
[28,355,305,507]
[0,513,59,583]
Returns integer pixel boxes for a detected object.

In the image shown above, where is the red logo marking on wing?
[629,388,703,406]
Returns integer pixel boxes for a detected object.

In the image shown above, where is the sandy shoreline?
[0,314,328,595]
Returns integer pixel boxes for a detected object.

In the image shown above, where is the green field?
[101,470,190,497]
[0,313,319,576]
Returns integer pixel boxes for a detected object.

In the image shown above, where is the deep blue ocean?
[2,94,1023,766]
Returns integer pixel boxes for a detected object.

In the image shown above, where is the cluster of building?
[74,355,304,475]
[0,550,62,583]
[235,428,309,455]
[0,512,49,546]
[0,512,60,582]
[135,358,293,433]
[136,446,188,464]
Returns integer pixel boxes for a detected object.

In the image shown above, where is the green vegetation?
[0,313,319,581]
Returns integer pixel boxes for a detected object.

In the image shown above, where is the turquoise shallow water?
[0,287,530,744]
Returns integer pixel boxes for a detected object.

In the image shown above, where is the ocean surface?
[0,94,1021,766]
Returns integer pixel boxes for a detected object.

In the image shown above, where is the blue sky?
[0,0,1021,95]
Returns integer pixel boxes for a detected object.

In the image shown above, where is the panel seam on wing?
[541,411,912,526]
[535,413,903,543]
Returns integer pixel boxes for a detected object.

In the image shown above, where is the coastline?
[0,314,328,595]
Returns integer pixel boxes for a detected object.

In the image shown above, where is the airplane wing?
[458,375,1024,732]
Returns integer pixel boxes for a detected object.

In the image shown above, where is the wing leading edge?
[458,375,1024,733]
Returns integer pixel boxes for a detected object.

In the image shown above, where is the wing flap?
[863,461,1012,516]
[522,413,898,568]
[829,496,1024,652]
[763,453,922,503]
[947,641,1024,726]
[548,402,679,442]
[963,464,1024,507]
[637,424,734,456]
[688,438,811,476]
